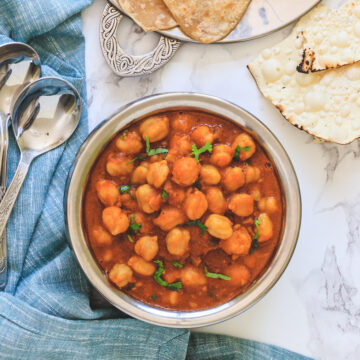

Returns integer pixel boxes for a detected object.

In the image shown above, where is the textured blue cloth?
[0,1,312,359]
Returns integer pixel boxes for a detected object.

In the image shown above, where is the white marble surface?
[83,1,359,359]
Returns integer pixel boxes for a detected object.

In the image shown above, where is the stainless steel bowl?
[65,93,301,328]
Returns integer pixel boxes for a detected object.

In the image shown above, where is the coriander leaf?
[119,184,134,199]
[234,145,241,161]
[172,261,184,269]
[127,234,134,243]
[129,215,142,233]
[187,220,207,235]
[161,190,169,201]
[194,177,201,190]
[151,295,157,301]
[120,129,128,140]
[245,161,249,166]
[125,156,146,165]
[233,145,252,161]
[145,135,168,157]
[250,218,261,254]
[153,260,182,292]
[204,266,231,281]
[190,142,213,162]
[145,136,151,154]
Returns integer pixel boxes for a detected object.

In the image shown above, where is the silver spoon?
[0,77,81,260]
[0,42,41,288]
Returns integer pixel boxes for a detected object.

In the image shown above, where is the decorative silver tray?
[101,0,320,77]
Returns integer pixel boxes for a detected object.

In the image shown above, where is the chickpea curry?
[83,110,284,311]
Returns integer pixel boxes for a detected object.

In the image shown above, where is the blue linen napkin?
[0,1,313,359]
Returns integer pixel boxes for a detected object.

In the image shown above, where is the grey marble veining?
[82,0,357,358]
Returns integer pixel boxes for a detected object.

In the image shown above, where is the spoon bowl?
[12,77,81,156]
[0,77,81,239]
[0,42,41,114]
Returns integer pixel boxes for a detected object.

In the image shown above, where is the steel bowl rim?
[65,92,301,328]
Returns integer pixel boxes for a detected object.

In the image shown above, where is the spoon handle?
[0,153,32,243]
[0,111,9,289]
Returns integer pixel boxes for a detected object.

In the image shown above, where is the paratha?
[116,0,177,32]
[162,0,251,43]
[248,4,360,144]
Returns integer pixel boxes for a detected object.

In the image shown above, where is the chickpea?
[135,236,159,261]
[222,167,245,192]
[163,270,181,283]
[170,134,192,155]
[115,131,143,154]
[120,190,138,211]
[191,125,214,147]
[163,182,184,207]
[248,184,261,202]
[95,180,121,207]
[109,264,133,288]
[106,153,134,177]
[172,157,200,187]
[258,197,278,213]
[146,160,169,188]
[232,133,256,160]
[153,206,187,231]
[92,225,113,246]
[128,255,156,276]
[102,207,129,235]
[205,214,233,239]
[139,115,169,142]
[225,264,251,287]
[168,291,180,306]
[183,190,208,220]
[166,227,190,256]
[165,148,181,163]
[131,164,149,184]
[210,145,233,168]
[220,226,252,255]
[206,187,227,214]
[130,212,153,234]
[135,184,161,214]
[171,112,195,133]
[228,193,254,217]
[258,213,274,242]
[200,165,221,185]
[243,166,261,184]
[181,266,207,287]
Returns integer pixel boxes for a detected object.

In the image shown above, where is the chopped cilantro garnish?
[151,294,157,301]
[190,142,212,162]
[161,190,169,201]
[120,129,128,140]
[194,177,201,190]
[125,156,146,165]
[153,260,182,291]
[233,145,252,161]
[234,145,241,161]
[204,266,231,281]
[245,161,249,166]
[172,261,184,269]
[129,215,142,233]
[145,136,168,157]
[127,234,134,243]
[250,218,261,254]
[119,184,134,199]
[187,220,207,235]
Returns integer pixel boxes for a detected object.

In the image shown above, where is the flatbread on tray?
[298,0,360,73]
[116,0,177,32]
[248,4,360,144]
[162,0,251,43]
